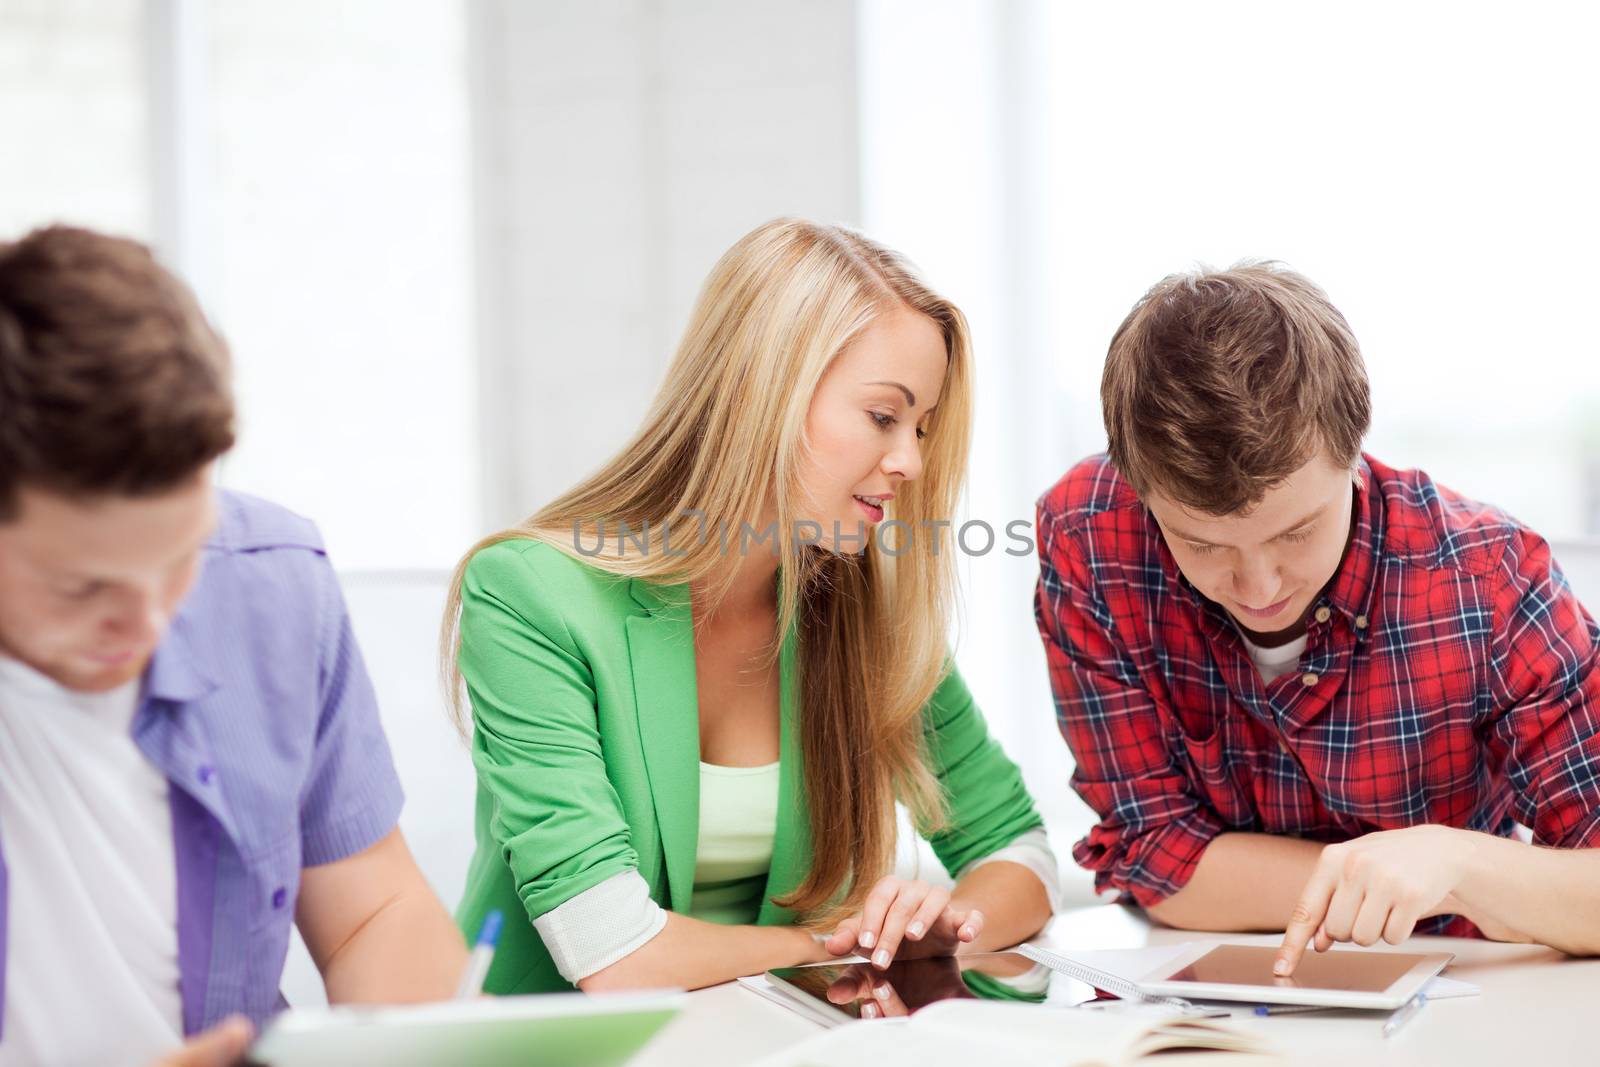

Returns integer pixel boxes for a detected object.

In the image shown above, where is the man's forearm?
[320,886,470,1003]
[1152,829,1600,954]
[1145,833,1323,931]
[1454,835,1600,954]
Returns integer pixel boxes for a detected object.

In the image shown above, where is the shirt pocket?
[1167,709,1257,818]
[1166,705,1228,786]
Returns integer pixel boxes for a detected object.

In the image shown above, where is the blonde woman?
[443,219,1056,999]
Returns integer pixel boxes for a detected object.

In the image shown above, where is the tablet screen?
[768,952,1062,1020]
[1166,945,1422,992]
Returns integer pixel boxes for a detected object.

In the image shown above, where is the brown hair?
[1101,261,1370,515]
[0,226,235,519]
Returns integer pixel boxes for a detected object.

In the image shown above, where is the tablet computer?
[247,990,685,1067]
[1137,943,1452,1010]
[764,952,1057,1026]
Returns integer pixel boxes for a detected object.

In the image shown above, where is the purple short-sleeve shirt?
[0,490,405,1036]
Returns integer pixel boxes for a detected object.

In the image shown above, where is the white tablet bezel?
[1135,943,1453,1010]
[759,970,860,1028]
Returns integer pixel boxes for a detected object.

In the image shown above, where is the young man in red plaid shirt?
[1034,264,1600,974]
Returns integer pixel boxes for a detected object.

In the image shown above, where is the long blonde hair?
[441,217,974,921]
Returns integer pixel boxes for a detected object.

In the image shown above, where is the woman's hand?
[823,876,984,969]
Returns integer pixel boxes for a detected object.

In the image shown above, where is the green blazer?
[453,539,1045,994]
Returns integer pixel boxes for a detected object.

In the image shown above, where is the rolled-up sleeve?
[1034,501,1224,907]
[532,870,668,983]
[1486,532,1600,849]
[298,557,405,867]
[459,544,643,923]
[957,827,1064,912]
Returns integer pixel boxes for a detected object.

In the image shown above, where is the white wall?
[470,0,862,529]
[203,0,479,571]
[0,1,481,572]
[0,0,150,238]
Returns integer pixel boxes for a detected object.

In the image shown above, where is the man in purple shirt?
[0,226,467,1065]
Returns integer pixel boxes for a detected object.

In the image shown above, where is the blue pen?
[455,909,504,998]
[1253,1003,1337,1017]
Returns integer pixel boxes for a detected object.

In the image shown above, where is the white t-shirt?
[0,653,182,1067]
[1238,630,1310,685]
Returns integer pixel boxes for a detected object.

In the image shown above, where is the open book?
[751,1000,1274,1067]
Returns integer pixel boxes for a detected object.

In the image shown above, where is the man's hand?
[1275,825,1480,975]
[151,1017,253,1067]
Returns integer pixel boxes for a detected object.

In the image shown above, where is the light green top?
[689,760,780,926]
[453,539,1047,994]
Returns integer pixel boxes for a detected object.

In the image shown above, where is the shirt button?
[1355,614,1369,630]
[197,765,215,785]
[1301,672,1319,688]
[271,887,288,909]
[1314,606,1331,624]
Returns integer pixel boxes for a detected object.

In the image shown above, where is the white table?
[630,901,1599,1065]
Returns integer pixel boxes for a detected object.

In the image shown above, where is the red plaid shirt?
[1035,453,1600,935]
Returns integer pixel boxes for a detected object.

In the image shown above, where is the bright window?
[0,1,478,570]
[1046,0,1600,538]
